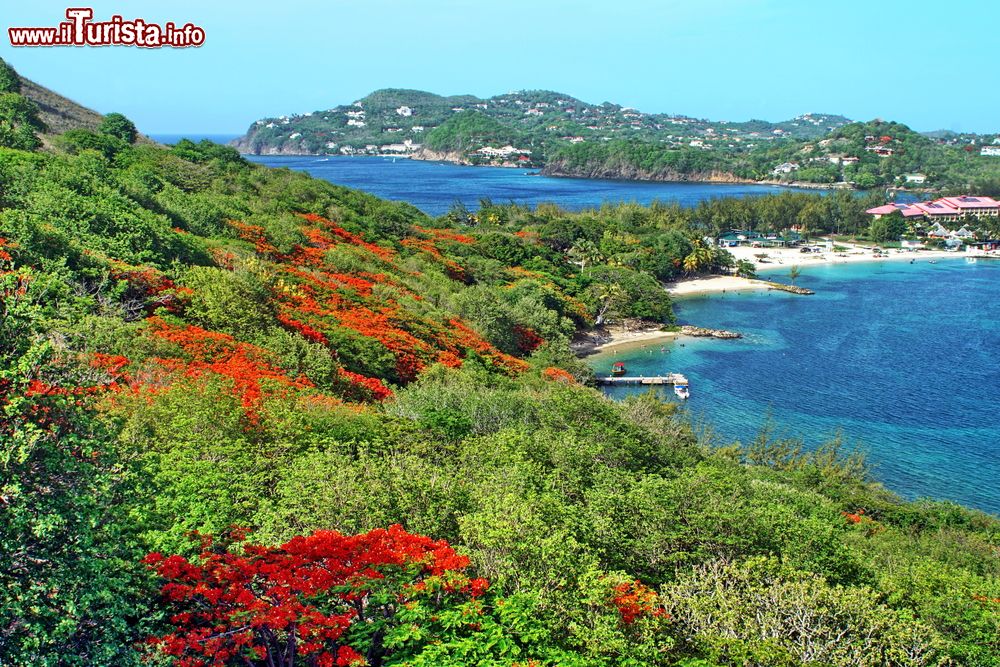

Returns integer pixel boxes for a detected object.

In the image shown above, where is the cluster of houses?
[473,145,532,159]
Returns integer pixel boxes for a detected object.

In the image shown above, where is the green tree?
[98,112,138,144]
[0,58,20,94]
[788,265,802,285]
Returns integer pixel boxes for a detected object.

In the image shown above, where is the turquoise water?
[592,259,1000,515]
[246,155,814,216]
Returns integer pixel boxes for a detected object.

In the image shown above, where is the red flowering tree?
[144,525,489,667]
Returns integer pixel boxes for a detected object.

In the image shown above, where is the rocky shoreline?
[570,320,746,356]
[762,281,815,295]
[677,325,742,339]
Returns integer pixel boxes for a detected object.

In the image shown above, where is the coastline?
[571,323,678,357]
[668,248,967,297]
[236,151,863,191]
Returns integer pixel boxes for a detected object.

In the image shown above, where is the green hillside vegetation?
[234,85,1000,191]
[424,111,522,152]
[1,59,998,666]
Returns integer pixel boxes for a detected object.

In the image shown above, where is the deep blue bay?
[246,155,808,216]
[592,259,1000,514]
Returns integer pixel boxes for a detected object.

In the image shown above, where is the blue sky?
[2,0,998,134]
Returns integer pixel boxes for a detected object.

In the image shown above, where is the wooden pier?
[596,373,688,386]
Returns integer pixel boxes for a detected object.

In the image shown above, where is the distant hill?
[230,88,853,165]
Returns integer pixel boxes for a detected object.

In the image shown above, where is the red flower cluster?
[337,368,393,402]
[108,261,193,315]
[228,220,278,255]
[611,580,667,625]
[512,325,544,354]
[447,319,529,374]
[413,225,475,245]
[401,237,467,282]
[297,213,395,260]
[144,317,316,418]
[842,509,865,524]
[542,367,575,384]
[0,237,12,262]
[144,525,485,667]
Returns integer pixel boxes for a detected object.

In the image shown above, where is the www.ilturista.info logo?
[8,8,205,48]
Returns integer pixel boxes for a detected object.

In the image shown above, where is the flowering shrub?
[144,525,487,667]
[611,580,667,625]
[413,225,475,245]
[144,317,317,418]
[542,367,575,384]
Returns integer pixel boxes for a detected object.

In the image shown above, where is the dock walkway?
[596,373,688,386]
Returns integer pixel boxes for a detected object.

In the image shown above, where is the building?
[904,173,927,184]
[867,196,1000,222]
[772,162,800,175]
[981,146,1000,157]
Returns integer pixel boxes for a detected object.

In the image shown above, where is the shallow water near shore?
[591,258,1000,514]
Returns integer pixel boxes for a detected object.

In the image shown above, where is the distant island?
[233,88,1000,192]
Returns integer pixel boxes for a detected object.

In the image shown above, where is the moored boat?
[673,383,690,400]
[611,361,627,377]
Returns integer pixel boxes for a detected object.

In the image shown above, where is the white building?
[772,162,800,175]
[981,146,1000,157]
[904,173,927,184]
[395,106,413,117]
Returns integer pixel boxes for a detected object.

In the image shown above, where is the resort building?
[867,196,1000,222]
[904,173,927,184]
[981,146,1000,157]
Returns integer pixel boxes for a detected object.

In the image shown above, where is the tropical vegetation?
[1,59,998,666]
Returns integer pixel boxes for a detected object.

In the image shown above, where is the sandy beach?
[667,244,966,296]
[729,243,959,270]
[571,322,678,356]
[666,275,772,296]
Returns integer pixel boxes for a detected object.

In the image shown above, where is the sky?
[2,0,998,135]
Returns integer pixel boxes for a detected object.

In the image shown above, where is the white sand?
[666,275,771,296]
[668,243,966,296]
[728,243,959,269]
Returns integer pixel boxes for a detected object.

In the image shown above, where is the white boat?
[673,383,690,400]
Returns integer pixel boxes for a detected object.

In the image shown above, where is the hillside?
[18,75,105,135]
[1,59,998,667]
[231,87,850,165]
[232,88,1000,191]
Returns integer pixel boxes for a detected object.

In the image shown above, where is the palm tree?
[569,239,603,269]
[789,265,802,285]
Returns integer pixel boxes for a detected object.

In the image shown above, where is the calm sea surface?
[591,259,1000,515]
[246,155,810,216]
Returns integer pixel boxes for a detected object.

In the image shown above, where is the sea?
[244,155,809,216]
[158,142,998,514]
[591,259,1000,515]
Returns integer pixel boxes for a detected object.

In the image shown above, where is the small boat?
[673,383,690,400]
[929,259,938,264]
[967,257,977,264]
[611,362,627,377]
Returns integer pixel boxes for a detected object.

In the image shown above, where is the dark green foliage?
[0,92,43,150]
[0,58,21,94]
[98,112,138,144]
[425,111,519,152]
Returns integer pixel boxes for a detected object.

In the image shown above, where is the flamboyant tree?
[144,525,490,667]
